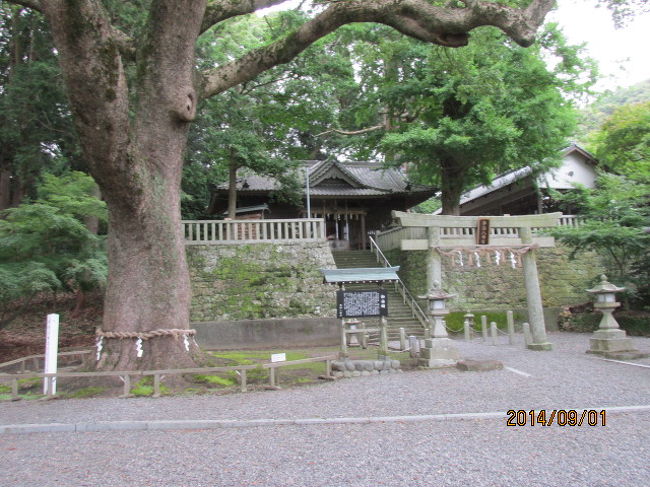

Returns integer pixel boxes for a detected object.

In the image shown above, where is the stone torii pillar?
[393,211,561,351]
[426,226,442,289]
[519,226,551,350]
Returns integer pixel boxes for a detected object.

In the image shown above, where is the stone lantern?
[586,275,643,357]
[417,282,460,367]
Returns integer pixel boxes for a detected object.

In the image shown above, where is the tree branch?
[201,0,289,34]
[3,0,43,12]
[317,124,385,137]
[201,0,554,98]
[240,74,297,95]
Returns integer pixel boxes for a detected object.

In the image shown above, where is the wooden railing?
[558,215,585,227]
[183,218,326,245]
[368,236,429,333]
[0,354,337,397]
[375,214,584,251]
[0,350,91,373]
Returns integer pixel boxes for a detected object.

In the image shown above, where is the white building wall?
[538,152,597,190]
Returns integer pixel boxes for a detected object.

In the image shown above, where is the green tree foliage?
[590,101,650,183]
[578,79,650,138]
[0,172,107,329]
[183,12,359,218]
[336,24,593,214]
[0,5,81,209]
[551,173,650,305]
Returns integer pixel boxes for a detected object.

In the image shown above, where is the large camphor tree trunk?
[41,0,203,369]
[12,0,555,370]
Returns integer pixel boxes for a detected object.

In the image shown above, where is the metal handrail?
[368,235,429,331]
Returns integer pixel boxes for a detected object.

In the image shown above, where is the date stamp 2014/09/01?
[506,409,607,426]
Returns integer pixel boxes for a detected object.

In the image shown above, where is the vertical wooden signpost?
[393,211,561,351]
[43,313,60,395]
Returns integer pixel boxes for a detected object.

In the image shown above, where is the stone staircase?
[331,250,427,343]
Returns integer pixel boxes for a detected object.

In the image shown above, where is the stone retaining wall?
[187,241,337,323]
[385,245,605,313]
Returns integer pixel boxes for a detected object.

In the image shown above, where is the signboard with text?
[476,218,490,245]
[336,290,388,318]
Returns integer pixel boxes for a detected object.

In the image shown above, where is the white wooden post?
[340,319,348,358]
[43,313,59,395]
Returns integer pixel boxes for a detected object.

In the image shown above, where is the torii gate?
[392,211,562,351]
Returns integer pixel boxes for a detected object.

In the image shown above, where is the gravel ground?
[1,331,649,486]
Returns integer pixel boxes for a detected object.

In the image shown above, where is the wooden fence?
[0,353,337,398]
[183,218,326,245]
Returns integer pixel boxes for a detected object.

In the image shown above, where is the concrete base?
[527,342,553,351]
[193,318,339,350]
[587,328,640,355]
[418,338,460,368]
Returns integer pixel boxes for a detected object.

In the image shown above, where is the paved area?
[1,332,649,486]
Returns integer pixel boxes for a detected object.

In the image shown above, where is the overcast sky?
[549,0,650,91]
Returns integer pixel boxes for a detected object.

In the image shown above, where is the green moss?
[130,377,169,397]
[0,384,10,394]
[193,374,236,387]
[65,386,105,399]
[17,377,41,390]
[210,350,309,365]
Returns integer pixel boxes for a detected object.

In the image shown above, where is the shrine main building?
[208,159,437,250]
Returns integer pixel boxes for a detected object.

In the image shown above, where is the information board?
[336,290,388,318]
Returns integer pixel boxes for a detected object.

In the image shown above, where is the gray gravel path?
[1,332,649,486]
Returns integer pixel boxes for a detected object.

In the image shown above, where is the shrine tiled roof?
[214,160,435,197]
[321,266,401,284]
